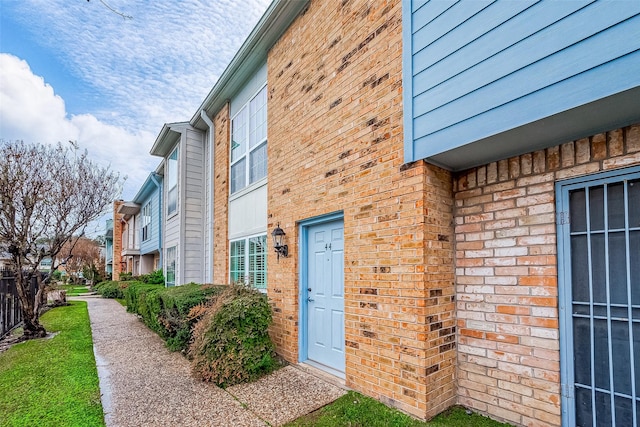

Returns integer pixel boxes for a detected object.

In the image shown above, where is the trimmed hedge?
[119,281,222,352]
[94,280,127,299]
[188,284,279,387]
[124,281,163,316]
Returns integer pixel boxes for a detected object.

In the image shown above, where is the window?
[141,202,151,242]
[166,246,176,287]
[229,235,266,290]
[230,86,267,194]
[230,240,246,284]
[167,147,178,215]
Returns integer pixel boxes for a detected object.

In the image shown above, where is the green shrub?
[94,280,128,299]
[139,269,165,285]
[123,282,223,352]
[188,284,279,387]
[123,281,163,315]
[149,283,224,351]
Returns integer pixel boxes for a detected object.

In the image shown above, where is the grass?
[0,301,104,427]
[56,284,91,296]
[286,391,512,427]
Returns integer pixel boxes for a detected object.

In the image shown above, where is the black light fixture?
[271,222,288,261]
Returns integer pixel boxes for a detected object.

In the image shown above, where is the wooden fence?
[0,268,38,338]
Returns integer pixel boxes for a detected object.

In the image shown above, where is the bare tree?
[61,236,101,284]
[0,141,122,338]
[86,0,133,20]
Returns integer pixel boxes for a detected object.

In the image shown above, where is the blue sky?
[0,0,271,226]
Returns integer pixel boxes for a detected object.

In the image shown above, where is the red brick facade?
[112,200,124,281]
[266,0,455,419]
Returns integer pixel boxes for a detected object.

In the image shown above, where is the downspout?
[150,172,163,270]
[201,110,215,283]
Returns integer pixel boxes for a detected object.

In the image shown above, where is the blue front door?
[306,219,345,373]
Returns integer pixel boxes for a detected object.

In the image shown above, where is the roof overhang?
[117,202,140,217]
[190,0,310,129]
[426,86,640,172]
[132,171,163,204]
[150,122,187,157]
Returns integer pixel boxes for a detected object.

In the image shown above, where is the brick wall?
[112,200,124,280]
[266,0,456,419]
[211,103,230,285]
[454,124,640,426]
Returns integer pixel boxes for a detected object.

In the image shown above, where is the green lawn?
[0,301,104,427]
[286,391,512,427]
[57,284,91,296]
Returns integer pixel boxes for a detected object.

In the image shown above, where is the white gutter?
[200,109,215,283]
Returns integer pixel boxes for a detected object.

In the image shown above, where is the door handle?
[307,297,314,302]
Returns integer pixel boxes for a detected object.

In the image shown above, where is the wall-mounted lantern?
[271,223,288,261]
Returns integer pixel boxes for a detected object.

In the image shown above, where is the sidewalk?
[77,295,346,427]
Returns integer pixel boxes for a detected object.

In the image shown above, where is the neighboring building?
[150,122,214,286]
[131,172,163,275]
[111,200,125,280]
[104,219,114,277]
[0,251,10,269]
[118,202,141,275]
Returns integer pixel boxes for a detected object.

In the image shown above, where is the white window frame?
[229,233,267,290]
[230,85,267,194]
[167,147,179,216]
[166,246,176,287]
[141,202,151,242]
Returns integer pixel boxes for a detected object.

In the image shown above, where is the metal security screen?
[558,168,640,427]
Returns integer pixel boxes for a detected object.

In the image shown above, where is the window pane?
[249,235,266,289]
[250,142,267,183]
[168,187,177,215]
[230,240,245,283]
[231,159,246,194]
[231,107,247,163]
[168,147,178,214]
[249,86,267,148]
[168,148,178,188]
[166,246,176,286]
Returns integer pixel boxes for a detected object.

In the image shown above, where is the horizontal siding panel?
[414,15,640,138]
[412,0,586,95]
[404,0,640,165]
[414,52,640,159]
[412,1,492,53]
[414,3,640,120]
[412,0,431,15]
[411,0,457,34]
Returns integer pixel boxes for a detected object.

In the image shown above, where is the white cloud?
[0,53,156,200]
[4,0,271,133]
[1,0,271,199]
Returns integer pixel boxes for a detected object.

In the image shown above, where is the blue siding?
[404,0,640,168]
[139,190,160,255]
[133,173,163,258]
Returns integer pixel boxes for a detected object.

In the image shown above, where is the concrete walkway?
[76,295,346,427]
